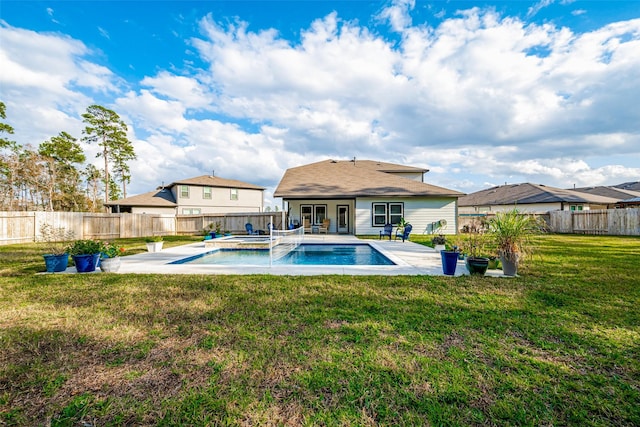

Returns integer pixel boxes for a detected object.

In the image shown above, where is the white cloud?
[527,0,555,19]
[377,0,416,32]
[1,5,639,199]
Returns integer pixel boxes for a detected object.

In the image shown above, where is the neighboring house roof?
[614,181,640,192]
[274,159,464,198]
[571,186,640,200]
[620,196,640,203]
[169,175,265,190]
[106,189,177,207]
[458,183,619,207]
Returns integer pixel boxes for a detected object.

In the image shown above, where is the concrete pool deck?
[104,234,503,276]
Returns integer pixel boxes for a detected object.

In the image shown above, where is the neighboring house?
[458,183,620,215]
[274,159,464,235]
[106,175,264,215]
[571,185,640,201]
[615,181,640,192]
[617,197,640,208]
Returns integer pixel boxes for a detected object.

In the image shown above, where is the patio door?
[337,205,349,234]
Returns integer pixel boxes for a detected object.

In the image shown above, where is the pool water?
[173,244,395,266]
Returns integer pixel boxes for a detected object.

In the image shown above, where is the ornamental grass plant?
[488,208,542,262]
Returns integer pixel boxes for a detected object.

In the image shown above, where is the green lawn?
[1,234,639,425]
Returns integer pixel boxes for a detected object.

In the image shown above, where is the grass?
[0,234,639,425]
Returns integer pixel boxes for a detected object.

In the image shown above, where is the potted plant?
[39,224,74,273]
[67,239,105,273]
[431,234,447,252]
[100,242,125,273]
[460,226,490,276]
[440,246,460,276]
[488,209,540,276]
[145,236,164,252]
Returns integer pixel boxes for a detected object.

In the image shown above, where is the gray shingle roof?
[614,181,640,192]
[458,183,619,207]
[571,186,640,200]
[169,175,264,190]
[105,189,176,207]
[274,159,464,198]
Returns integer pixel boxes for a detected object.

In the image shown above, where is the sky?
[1,0,639,208]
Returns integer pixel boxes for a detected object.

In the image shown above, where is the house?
[615,181,640,192]
[106,175,264,215]
[570,185,640,201]
[458,183,620,215]
[273,159,464,235]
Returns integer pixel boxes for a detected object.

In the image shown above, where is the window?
[182,208,201,215]
[300,205,312,225]
[314,205,327,225]
[373,203,387,226]
[389,203,403,225]
[180,185,189,198]
[203,187,212,200]
[372,202,404,226]
[569,205,584,211]
[300,204,327,225]
[230,188,238,200]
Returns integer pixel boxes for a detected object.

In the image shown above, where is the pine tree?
[81,105,136,205]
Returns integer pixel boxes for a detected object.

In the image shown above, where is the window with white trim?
[180,185,189,198]
[182,208,201,215]
[372,202,404,226]
[230,188,238,200]
[203,187,212,199]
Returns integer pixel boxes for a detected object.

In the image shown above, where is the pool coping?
[106,234,493,276]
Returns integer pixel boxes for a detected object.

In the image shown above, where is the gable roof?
[105,188,177,207]
[571,186,640,200]
[614,181,640,192]
[169,175,264,190]
[458,183,619,207]
[274,159,464,198]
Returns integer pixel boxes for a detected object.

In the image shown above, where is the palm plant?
[488,209,541,275]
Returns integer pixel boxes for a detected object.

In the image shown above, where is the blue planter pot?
[440,251,459,276]
[72,253,100,273]
[43,253,69,273]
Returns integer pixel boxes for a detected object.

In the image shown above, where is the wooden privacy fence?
[0,211,287,245]
[548,209,640,235]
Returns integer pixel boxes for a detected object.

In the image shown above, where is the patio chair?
[379,223,393,240]
[395,224,413,242]
[303,219,312,233]
[318,219,330,234]
[245,223,259,235]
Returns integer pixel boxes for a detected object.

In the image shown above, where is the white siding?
[131,206,176,215]
[355,197,458,235]
[385,172,424,182]
[459,203,562,214]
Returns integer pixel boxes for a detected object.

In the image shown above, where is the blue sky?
[1,0,639,207]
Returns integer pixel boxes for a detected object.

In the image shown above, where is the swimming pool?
[172,243,395,266]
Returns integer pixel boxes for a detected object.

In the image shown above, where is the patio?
[113,234,478,276]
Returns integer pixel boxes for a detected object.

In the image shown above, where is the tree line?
[0,102,136,212]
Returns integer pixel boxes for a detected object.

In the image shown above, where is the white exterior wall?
[386,172,424,182]
[175,185,263,214]
[131,206,176,215]
[286,199,355,233]
[355,197,458,235]
[458,202,585,214]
